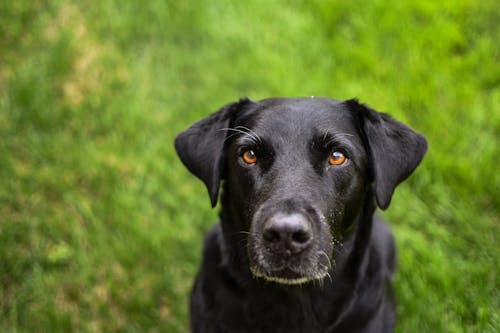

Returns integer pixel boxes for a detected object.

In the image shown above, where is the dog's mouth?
[250,266,329,285]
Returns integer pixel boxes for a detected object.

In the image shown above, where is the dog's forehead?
[247,98,359,140]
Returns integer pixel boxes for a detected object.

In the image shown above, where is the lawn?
[0,1,498,332]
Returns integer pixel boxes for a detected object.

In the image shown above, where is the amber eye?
[328,151,347,166]
[242,150,257,164]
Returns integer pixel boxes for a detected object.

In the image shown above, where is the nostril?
[292,229,311,244]
[263,228,281,243]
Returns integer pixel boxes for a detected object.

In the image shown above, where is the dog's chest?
[215,287,330,332]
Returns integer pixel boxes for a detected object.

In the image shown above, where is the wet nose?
[262,213,313,254]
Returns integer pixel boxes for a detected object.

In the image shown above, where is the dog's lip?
[250,266,327,285]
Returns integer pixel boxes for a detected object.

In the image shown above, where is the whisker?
[235,126,262,144]
[219,126,262,144]
[219,127,250,138]
[323,129,330,142]
[223,132,242,143]
[318,250,333,269]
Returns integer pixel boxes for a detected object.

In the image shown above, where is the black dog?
[175,97,427,332]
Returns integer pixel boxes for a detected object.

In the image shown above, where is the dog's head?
[175,97,427,284]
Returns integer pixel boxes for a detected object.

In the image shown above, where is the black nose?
[262,213,313,254]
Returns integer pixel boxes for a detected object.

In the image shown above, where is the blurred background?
[1,1,498,332]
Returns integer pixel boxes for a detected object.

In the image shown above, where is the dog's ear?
[174,98,252,207]
[346,99,428,210]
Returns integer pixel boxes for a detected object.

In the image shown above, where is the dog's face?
[175,97,427,285]
[224,99,370,284]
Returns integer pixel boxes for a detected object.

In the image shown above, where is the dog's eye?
[242,150,257,164]
[328,151,347,166]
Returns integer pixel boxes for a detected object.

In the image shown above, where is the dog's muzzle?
[248,207,333,285]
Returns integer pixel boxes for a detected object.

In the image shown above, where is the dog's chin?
[250,266,328,285]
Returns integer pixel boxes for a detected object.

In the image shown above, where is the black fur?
[175,97,427,332]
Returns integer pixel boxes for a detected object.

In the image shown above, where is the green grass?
[1,1,498,332]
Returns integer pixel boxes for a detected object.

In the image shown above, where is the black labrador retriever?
[175,97,427,333]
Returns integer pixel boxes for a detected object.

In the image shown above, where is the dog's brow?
[320,131,355,145]
[220,126,262,144]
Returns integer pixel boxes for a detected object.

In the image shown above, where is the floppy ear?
[347,99,428,210]
[174,98,252,207]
